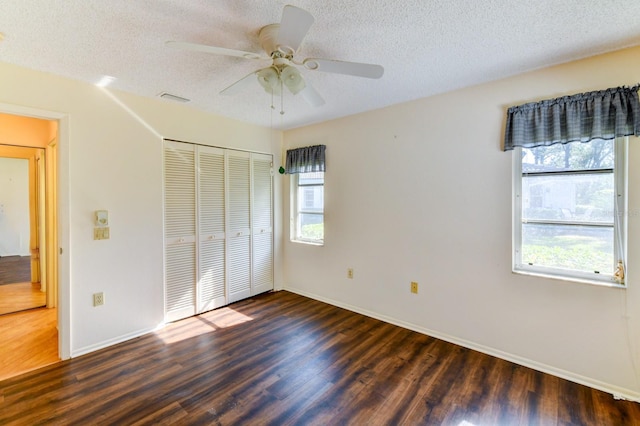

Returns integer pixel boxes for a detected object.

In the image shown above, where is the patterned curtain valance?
[285,145,326,174]
[504,84,640,151]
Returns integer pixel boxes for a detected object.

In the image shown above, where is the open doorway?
[0,112,60,379]
[0,153,45,315]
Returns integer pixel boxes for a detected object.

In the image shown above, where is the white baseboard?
[285,285,640,403]
[71,324,162,358]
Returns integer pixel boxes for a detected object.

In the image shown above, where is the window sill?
[290,239,324,247]
[513,268,625,289]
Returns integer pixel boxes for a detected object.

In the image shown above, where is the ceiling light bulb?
[256,67,280,94]
[281,65,305,95]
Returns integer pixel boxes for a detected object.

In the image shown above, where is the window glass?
[522,139,614,173]
[521,224,614,274]
[522,174,614,223]
[514,139,625,284]
[292,172,324,244]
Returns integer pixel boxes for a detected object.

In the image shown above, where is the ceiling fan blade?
[300,81,325,107]
[166,41,263,60]
[276,5,314,55]
[303,58,384,79]
[220,71,258,96]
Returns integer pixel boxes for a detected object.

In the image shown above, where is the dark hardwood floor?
[1,291,638,425]
[0,255,31,286]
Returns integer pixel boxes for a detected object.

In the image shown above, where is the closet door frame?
[163,140,274,322]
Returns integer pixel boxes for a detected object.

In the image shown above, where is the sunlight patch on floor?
[155,307,254,344]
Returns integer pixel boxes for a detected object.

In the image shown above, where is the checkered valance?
[285,145,326,174]
[504,84,640,151]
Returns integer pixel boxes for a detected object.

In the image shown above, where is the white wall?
[283,45,640,400]
[0,157,30,256]
[0,61,283,356]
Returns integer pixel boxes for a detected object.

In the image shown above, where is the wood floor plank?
[0,282,46,315]
[0,307,58,381]
[0,256,31,285]
[1,291,639,425]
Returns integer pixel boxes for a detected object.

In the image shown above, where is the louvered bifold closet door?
[227,151,252,303]
[164,141,196,322]
[251,153,274,295]
[198,146,226,313]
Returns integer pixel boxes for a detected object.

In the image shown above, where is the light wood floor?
[0,281,46,316]
[1,291,638,425]
[0,307,59,382]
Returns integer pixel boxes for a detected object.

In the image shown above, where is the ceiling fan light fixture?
[257,67,280,94]
[281,65,305,94]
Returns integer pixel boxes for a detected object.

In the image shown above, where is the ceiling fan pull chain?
[270,90,274,134]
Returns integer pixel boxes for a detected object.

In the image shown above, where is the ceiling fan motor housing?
[259,24,293,58]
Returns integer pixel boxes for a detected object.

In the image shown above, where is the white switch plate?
[95,210,109,226]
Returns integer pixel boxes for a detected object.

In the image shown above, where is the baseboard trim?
[71,324,162,358]
[285,286,640,403]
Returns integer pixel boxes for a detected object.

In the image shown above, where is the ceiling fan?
[166,5,384,107]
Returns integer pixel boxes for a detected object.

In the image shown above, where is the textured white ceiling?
[1,1,640,130]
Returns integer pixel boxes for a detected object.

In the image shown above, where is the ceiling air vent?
[158,92,190,103]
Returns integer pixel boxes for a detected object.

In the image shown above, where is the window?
[292,171,324,244]
[513,138,627,285]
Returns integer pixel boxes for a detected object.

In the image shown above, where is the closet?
[163,140,273,322]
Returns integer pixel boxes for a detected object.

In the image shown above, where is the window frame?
[512,138,627,287]
[291,171,324,245]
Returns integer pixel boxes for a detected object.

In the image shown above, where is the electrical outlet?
[411,282,418,294]
[93,292,105,307]
[347,268,354,279]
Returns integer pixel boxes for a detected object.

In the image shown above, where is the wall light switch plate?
[95,210,109,227]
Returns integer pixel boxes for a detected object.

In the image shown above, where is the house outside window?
[513,138,627,285]
[292,171,324,244]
